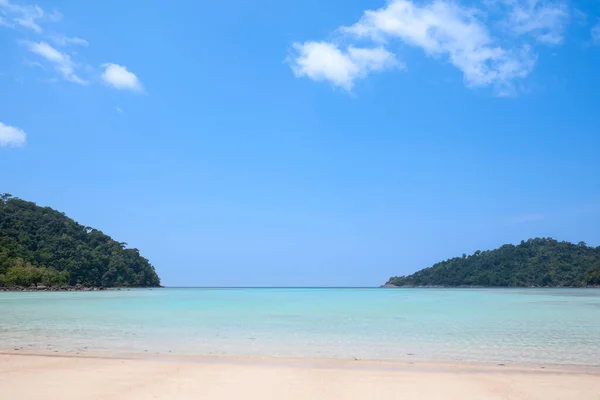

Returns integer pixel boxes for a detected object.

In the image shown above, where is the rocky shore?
[0,284,108,292]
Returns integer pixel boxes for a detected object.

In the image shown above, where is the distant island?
[385,238,600,288]
[0,194,161,289]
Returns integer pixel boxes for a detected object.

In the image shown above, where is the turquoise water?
[1,288,599,365]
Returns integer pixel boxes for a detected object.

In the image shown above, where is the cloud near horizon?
[504,213,545,225]
[0,122,27,148]
[288,0,570,95]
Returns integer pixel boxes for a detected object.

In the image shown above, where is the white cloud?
[505,0,569,45]
[115,106,124,114]
[592,23,600,43]
[25,41,87,84]
[101,63,143,92]
[573,9,587,26]
[51,35,89,47]
[4,2,140,92]
[0,122,27,147]
[288,42,399,90]
[14,9,42,32]
[23,59,43,68]
[0,0,45,32]
[27,41,65,62]
[340,0,535,93]
[46,9,62,23]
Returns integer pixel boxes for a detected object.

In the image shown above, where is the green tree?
[584,261,600,285]
[0,196,160,287]
[386,238,600,288]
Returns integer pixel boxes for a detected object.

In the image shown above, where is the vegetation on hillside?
[585,261,600,285]
[386,238,600,287]
[0,194,160,288]
[0,263,69,287]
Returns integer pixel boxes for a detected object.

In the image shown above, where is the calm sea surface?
[1,288,599,365]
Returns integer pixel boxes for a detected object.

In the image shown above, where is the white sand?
[1,352,599,400]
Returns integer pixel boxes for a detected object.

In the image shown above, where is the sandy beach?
[1,352,599,400]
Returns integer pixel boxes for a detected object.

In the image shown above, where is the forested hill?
[386,238,600,287]
[0,194,160,288]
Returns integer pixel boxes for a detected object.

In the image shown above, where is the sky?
[1,0,599,287]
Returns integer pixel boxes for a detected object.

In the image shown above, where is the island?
[385,238,600,288]
[0,194,161,290]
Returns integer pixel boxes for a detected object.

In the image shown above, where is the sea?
[1,288,599,365]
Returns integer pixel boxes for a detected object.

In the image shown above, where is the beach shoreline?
[1,351,599,400]
[2,348,600,373]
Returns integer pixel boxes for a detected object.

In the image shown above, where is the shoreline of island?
[380,283,600,288]
[0,284,162,292]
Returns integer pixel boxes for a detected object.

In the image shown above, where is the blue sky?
[1,0,599,286]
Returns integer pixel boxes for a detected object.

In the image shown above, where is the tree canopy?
[0,194,160,287]
[386,238,600,287]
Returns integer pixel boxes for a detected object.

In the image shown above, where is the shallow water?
[1,288,599,365]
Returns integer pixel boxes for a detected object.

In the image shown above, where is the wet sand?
[1,352,599,400]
